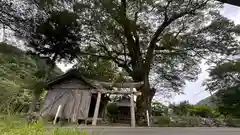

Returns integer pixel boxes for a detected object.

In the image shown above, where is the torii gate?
[89,81,144,127]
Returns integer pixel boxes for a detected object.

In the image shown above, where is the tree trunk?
[28,93,40,114]
[135,74,155,126]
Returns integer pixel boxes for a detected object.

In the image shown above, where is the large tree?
[70,0,239,124]
[1,0,240,124]
[205,60,240,117]
[0,0,82,66]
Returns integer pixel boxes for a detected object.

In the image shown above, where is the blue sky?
[56,3,240,105]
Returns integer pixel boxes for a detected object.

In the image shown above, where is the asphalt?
[59,126,240,135]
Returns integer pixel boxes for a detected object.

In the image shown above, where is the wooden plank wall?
[42,78,92,121]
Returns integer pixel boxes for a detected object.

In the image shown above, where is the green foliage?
[154,115,228,127]
[171,116,201,127]
[197,96,217,108]
[206,61,240,92]
[28,10,82,63]
[169,101,218,118]
[217,87,240,118]
[0,115,87,135]
[0,42,62,114]
[205,60,240,118]
[169,101,192,116]
[0,43,23,55]
[155,116,171,127]
[75,53,122,82]
[190,105,214,118]
[224,117,240,127]
[2,0,240,121]
[154,116,202,127]
[2,0,239,92]
[106,103,119,123]
[152,101,168,116]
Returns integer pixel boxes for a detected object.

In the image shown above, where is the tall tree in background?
[205,60,240,117]
[28,10,82,66]
[0,0,82,66]
[1,0,240,124]
[27,55,61,114]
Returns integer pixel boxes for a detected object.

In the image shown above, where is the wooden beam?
[45,88,142,95]
[87,79,144,88]
[146,110,150,127]
[130,86,136,127]
[40,90,68,116]
[53,105,62,125]
[100,82,143,88]
[91,89,142,95]
[92,92,102,126]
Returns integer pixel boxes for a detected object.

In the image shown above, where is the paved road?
[67,127,240,135]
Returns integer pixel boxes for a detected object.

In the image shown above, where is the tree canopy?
[205,60,240,117]
[1,0,240,124]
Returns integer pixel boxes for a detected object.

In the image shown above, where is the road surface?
[60,126,240,135]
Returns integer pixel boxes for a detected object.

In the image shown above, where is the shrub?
[152,101,167,116]
[106,103,119,123]
[188,105,217,118]
[155,116,171,127]
[224,117,240,127]
[0,115,87,135]
[170,116,201,127]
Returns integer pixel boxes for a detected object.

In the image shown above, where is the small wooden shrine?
[114,95,136,124]
[40,69,143,127]
[40,69,109,124]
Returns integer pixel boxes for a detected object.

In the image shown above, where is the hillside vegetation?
[197,96,217,108]
[0,42,63,114]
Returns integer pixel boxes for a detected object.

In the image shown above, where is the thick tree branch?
[145,0,209,72]
[102,0,142,69]
[78,52,131,74]
[163,0,173,21]
[94,39,133,75]
[120,0,139,63]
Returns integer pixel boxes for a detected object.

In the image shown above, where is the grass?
[0,114,87,135]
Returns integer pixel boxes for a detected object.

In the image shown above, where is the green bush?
[184,117,201,127]
[0,42,63,115]
[190,106,213,117]
[152,101,167,116]
[155,116,171,127]
[0,115,87,135]
[106,103,119,123]
[170,116,201,127]
[224,117,240,127]
[2,123,87,135]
